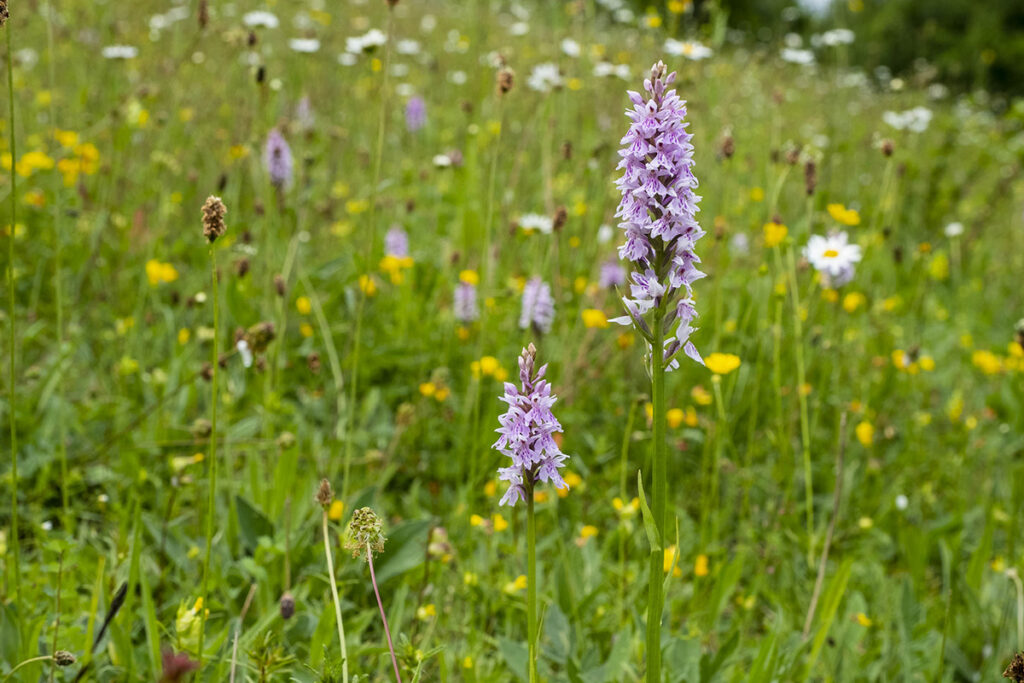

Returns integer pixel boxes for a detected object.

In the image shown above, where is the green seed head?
[345,507,386,560]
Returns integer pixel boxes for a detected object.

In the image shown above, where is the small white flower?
[526,62,562,92]
[780,48,815,66]
[288,38,321,54]
[560,38,581,58]
[519,213,554,235]
[944,222,964,238]
[396,39,421,55]
[102,45,139,60]
[237,340,253,369]
[338,52,358,67]
[730,232,750,256]
[432,154,452,168]
[243,11,279,29]
[346,28,386,54]
[664,39,712,60]
[821,28,855,46]
[895,494,908,510]
[448,70,467,85]
[509,21,530,36]
[883,106,933,133]
[597,224,614,243]
[803,231,862,287]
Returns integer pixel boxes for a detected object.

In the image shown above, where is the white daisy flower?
[803,231,862,287]
[780,48,815,65]
[102,45,139,60]
[526,62,562,92]
[518,213,553,235]
[288,38,321,53]
[243,11,279,29]
[821,28,855,46]
[944,222,964,237]
[560,38,581,58]
[396,39,421,55]
[664,39,712,60]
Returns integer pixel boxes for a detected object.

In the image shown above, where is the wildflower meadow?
[3,0,1024,681]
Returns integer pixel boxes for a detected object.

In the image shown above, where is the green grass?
[2,1,1024,681]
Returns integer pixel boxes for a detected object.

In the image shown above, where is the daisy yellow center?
[823,249,839,258]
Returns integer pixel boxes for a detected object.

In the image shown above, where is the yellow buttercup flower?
[694,554,709,577]
[705,353,741,376]
[358,274,377,296]
[503,575,527,594]
[479,356,500,376]
[691,385,712,406]
[145,259,179,286]
[663,545,683,577]
[492,514,508,532]
[296,296,312,315]
[581,308,609,329]
[827,203,861,226]
[763,222,787,248]
[842,292,866,313]
[459,269,479,285]
[328,500,345,521]
[855,421,874,447]
[972,350,1002,375]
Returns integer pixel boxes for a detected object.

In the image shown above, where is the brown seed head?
[497,67,515,95]
[198,0,209,29]
[0,1,8,27]
[244,321,276,353]
[804,160,817,196]
[881,138,894,157]
[307,352,321,374]
[720,135,734,160]
[274,274,286,297]
[279,592,295,620]
[1005,653,1024,682]
[315,478,333,508]
[553,206,568,232]
[191,418,212,439]
[201,196,227,243]
[54,651,77,667]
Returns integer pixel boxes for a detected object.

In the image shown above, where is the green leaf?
[636,471,661,552]
[372,519,433,586]
[235,495,274,551]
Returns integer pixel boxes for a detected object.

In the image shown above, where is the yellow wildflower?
[763,222,787,248]
[581,308,609,329]
[855,421,874,447]
[705,353,741,375]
